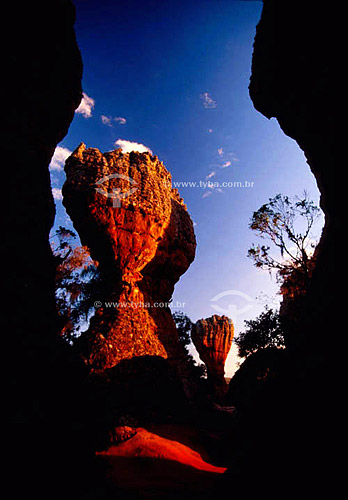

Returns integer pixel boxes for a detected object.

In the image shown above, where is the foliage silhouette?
[248,192,321,291]
[173,311,207,380]
[235,308,285,358]
[173,311,194,352]
[51,226,101,342]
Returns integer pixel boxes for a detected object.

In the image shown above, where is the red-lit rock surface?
[63,143,196,371]
[191,315,234,398]
[97,426,227,497]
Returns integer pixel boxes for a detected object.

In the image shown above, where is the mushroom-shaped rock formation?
[62,143,196,371]
[191,315,234,398]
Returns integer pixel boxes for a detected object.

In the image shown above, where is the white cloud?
[49,145,72,171]
[281,239,318,266]
[217,147,239,163]
[101,115,127,126]
[206,170,216,180]
[114,116,127,125]
[202,191,212,198]
[115,139,153,155]
[76,92,95,118]
[200,92,217,109]
[52,188,63,200]
[101,115,112,126]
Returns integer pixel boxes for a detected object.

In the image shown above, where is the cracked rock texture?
[63,143,196,371]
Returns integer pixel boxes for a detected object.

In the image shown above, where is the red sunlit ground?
[96,425,227,498]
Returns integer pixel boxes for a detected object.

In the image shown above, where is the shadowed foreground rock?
[96,426,227,499]
[4,1,101,498]
[249,0,335,355]
[218,0,336,497]
[191,315,234,399]
[63,143,196,371]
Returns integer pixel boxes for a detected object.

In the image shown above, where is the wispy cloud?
[52,188,63,200]
[115,139,153,155]
[101,115,112,126]
[203,171,219,199]
[206,170,216,180]
[76,92,95,118]
[200,92,217,109]
[49,146,72,171]
[229,154,239,163]
[202,191,213,199]
[101,115,127,126]
[202,184,224,199]
[115,116,127,125]
[217,146,239,166]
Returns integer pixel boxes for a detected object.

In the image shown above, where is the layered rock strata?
[63,144,196,371]
[191,315,234,398]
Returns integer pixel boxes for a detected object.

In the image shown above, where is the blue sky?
[50,0,324,375]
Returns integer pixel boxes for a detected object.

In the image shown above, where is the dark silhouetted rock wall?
[4,2,98,498]
[221,1,336,497]
[249,0,334,355]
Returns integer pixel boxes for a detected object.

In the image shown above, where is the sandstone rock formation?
[63,143,196,371]
[191,315,234,398]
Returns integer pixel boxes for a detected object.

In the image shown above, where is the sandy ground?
[96,426,227,498]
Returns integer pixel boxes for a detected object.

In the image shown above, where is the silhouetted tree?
[173,311,206,379]
[248,192,321,291]
[172,310,193,353]
[235,308,285,358]
[51,226,101,342]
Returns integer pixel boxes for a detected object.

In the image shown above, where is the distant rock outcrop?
[63,144,196,371]
[191,315,234,398]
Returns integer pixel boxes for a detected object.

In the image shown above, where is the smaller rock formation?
[191,315,234,399]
